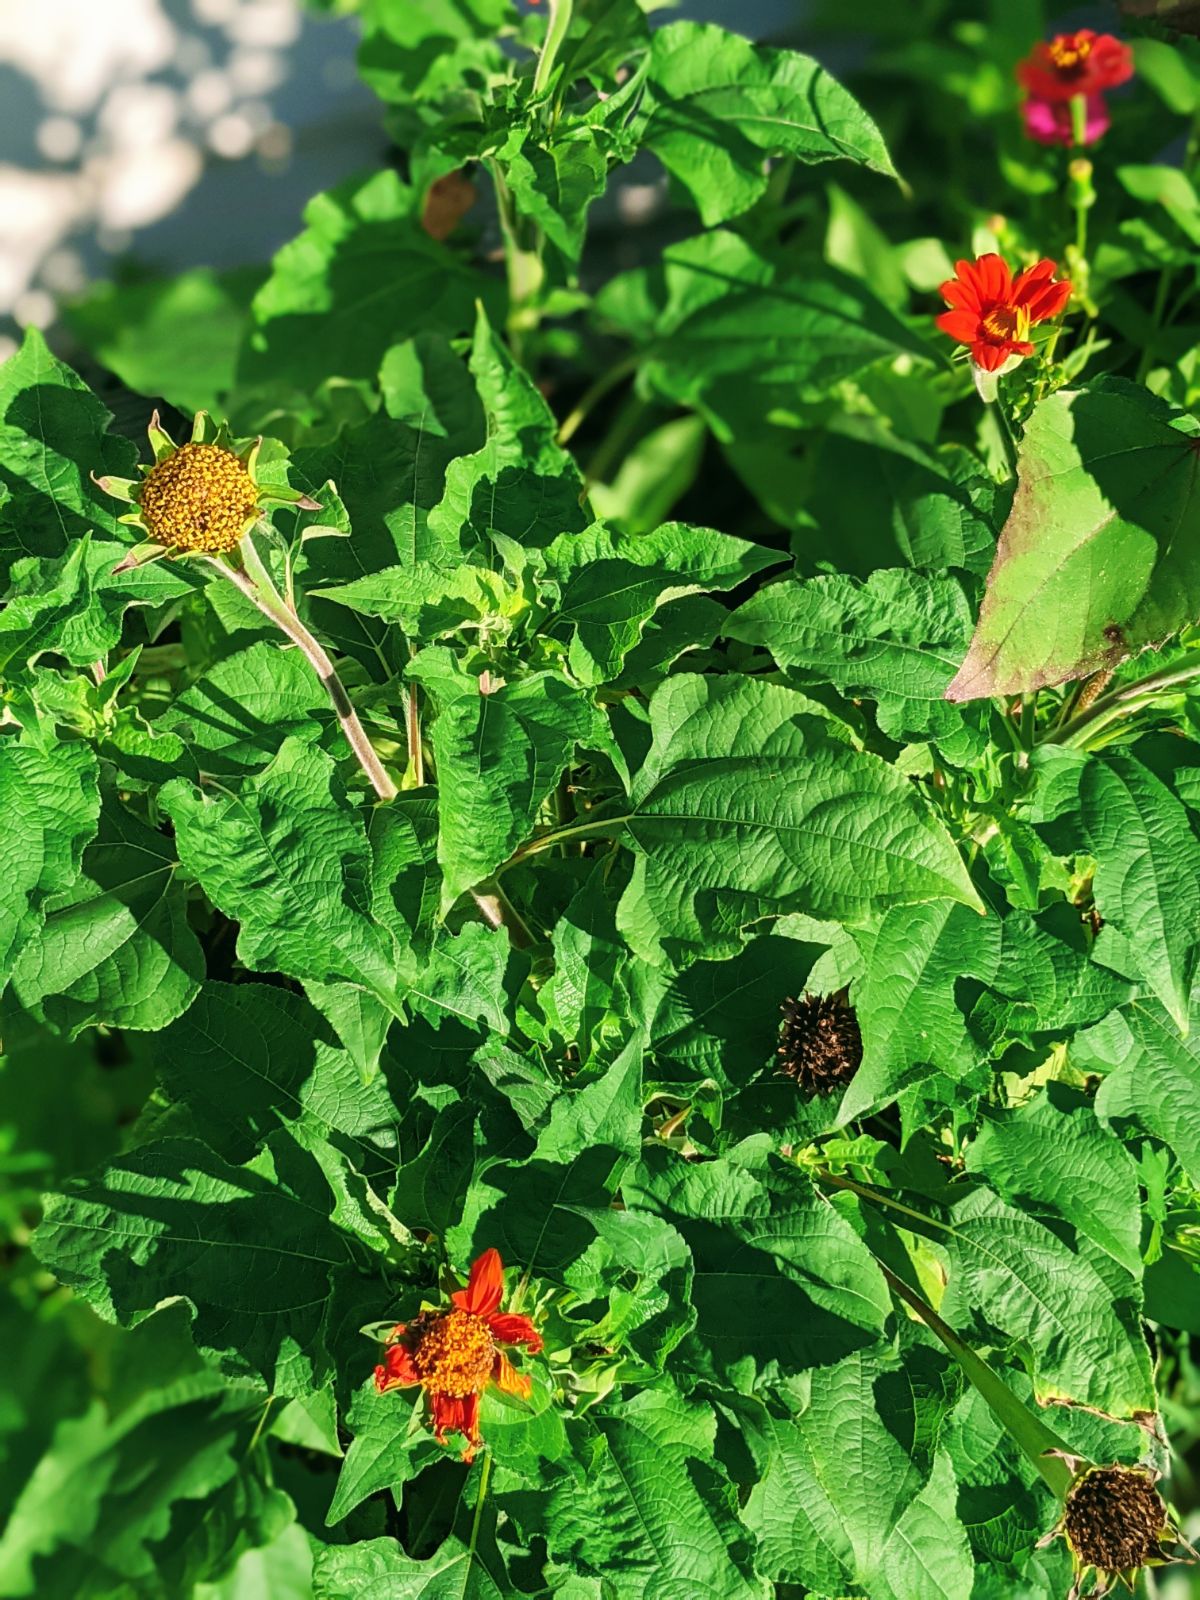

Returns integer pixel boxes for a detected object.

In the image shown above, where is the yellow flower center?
[1048,34,1091,71]
[980,304,1030,344]
[139,442,257,554]
[411,1310,496,1398]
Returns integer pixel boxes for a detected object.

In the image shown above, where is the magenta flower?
[1022,92,1110,147]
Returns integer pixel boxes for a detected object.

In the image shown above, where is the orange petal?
[375,1343,420,1392]
[486,1312,543,1354]
[452,1248,505,1316]
[493,1351,533,1398]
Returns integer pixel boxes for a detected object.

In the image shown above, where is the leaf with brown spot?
[946,382,1200,701]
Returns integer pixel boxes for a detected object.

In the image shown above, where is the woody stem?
[207,537,398,802]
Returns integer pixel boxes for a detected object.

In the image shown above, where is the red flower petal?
[976,253,1013,302]
[374,1343,420,1393]
[1025,279,1072,323]
[972,342,1009,371]
[431,1391,483,1460]
[936,309,981,342]
[486,1312,543,1353]
[452,1248,505,1316]
[940,275,980,313]
[492,1351,533,1398]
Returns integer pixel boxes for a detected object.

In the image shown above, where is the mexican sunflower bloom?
[1017,31,1134,102]
[1038,1458,1191,1599]
[936,254,1072,373]
[373,1249,542,1462]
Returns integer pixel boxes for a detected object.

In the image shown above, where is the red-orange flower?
[936,254,1072,372]
[373,1248,542,1462]
[1017,31,1133,102]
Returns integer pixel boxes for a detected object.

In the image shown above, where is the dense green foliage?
[4,1,1200,1595]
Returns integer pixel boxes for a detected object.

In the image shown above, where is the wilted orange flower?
[374,1248,542,1462]
[1018,31,1133,102]
[936,254,1072,372]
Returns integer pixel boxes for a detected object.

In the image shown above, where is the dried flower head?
[777,993,862,1095]
[1040,1459,1191,1599]
[373,1248,542,1462]
[94,409,318,569]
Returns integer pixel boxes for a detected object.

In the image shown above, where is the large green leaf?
[357,0,512,104]
[745,1353,973,1600]
[543,519,782,686]
[1031,746,1200,1031]
[238,172,497,416]
[10,797,203,1037]
[642,22,895,225]
[626,1142,890,1386]
[0,330,136,577]
[966,1086,1143,1276]
[948,383,1200,699]
[408,649,611,905]
[597,231,934,441]
[313,1533,508,1600]
[727,567,983,762]
[0,739,99,990]
[616,674,982,966]
[160,739,400,1014]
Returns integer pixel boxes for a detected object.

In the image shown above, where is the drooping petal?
[486,1312,543,1354]
[936,309,981,343]
[492,1351,533,1399]
[431,1391,483,1460]
[972,341,1010,372]
[374,1342,420,1393]
[452,1249,505,1317]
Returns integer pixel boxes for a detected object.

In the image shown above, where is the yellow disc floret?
[411,1310,496,1398]
[139,442,257,554]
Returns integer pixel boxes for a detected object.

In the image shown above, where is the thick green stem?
[878,1264,1075,1496]
[556,351,641,447]
[500,810,630,871]
[211,538,397,801]
[489,163,545,365]
[1041,658,1200,749]
[468,1451,494,1557]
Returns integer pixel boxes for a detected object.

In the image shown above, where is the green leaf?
[727,568,983,762]
[409,650,610,905]
[0,329,137,577]
[67,266,265,416]
[10,796,203,1037]
[160,738,400,1013]
[643,22,895,226]
[313,563,520,642]
[313,1533,508,1600]
[506,1388,769,1597]
[157,640,334,774]
[1030,746,1200,1031]
[1078,991,1200,1186]
[0,536,193,675]
[626,1142,890,1387]
[598,231,934,441]
[617,674,982,966]
[357,0,512,104]
[947,384,1200,699]
[966,1086,1143,1276]
[427,305,587,553]
[0,739,99,990]
[326,1381,443,1525]
[35,1132,379,1395]
[745,1353,973,1600]
[842,901,1000,1121]
[939,1183,1154,1417]
[543,519,782,686]
[239,172,498,415]
[500,124,609,261]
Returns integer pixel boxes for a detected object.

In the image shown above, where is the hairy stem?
[209,537,397,801]
[1042,657,1200,749]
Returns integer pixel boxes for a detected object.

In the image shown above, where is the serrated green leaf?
[543,519,782,686]
[598,231,934,441]
[0,738,99,990]
[617,675,982,966]
[948,384,1200,699]
[313,1533,508,1600]
[10,796,203,1037]
[728,567,982,762]
[643,22,896,225]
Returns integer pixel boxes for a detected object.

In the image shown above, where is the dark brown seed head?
[1063,1465,1171,1577]
[777,993,862,1096]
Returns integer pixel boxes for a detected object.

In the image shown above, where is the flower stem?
[878,1262,1075,1497]
[468,1451,494,1558]
[556,350,641,447]
[208,536,398,802]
